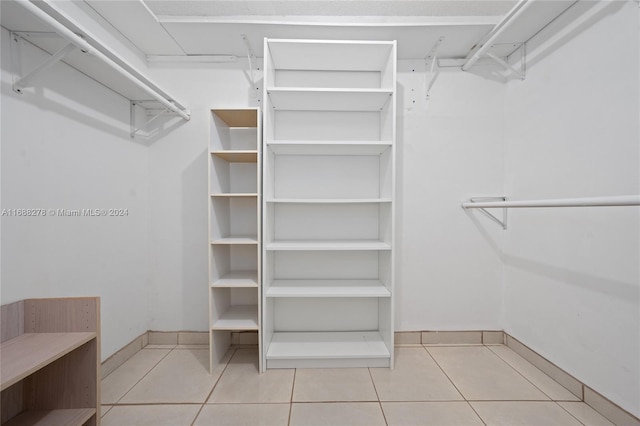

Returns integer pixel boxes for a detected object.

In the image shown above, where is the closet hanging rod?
[462,195,640,209]
[17,0,190,121]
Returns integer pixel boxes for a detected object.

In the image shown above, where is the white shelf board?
[266,198,392,204]
[0,2,188,109]
[267,88,392,111]
[211,237,259,245]
[266,240,391,251]
[266,331,390,360]
[211,193,259,198]
[267,141,391,156]
[212,305,259,330]
[266,280,390,297]
[267,39,394,71]
[212,271,259,288]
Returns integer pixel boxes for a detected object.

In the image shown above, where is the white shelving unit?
[209,108,261,372]
[262,39,396,369]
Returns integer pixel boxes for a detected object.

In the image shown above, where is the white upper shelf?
[267,39,395,71]
[267,88,393,111]
[267,141,391,156]
[1,0,189,111]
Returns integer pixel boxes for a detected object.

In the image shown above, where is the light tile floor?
[101,344,614,426]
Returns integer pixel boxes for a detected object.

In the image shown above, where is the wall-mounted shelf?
[3,1,190,136]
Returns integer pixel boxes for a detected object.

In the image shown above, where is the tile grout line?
[422,345,487,425]
[553,400,589,426]
[189,348,237,426]
[288,369,297,426]
[367,367,389,425]
[466,401,488,426]
[421,345,466,402]
[485,345,557,401]
[108,346,176,406]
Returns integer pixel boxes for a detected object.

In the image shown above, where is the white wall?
[145,62,259,331]
[396,62,505,330]
[0,26,150,360]
[502,1,639,416]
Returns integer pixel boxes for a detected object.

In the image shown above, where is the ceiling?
[82,0,524,59]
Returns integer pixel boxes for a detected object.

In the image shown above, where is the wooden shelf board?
[266,240,391,251]
[212,271,259,288]
[3,408,96,426]
[266,280,390,297]
[267,88,393,111]
[211,193,258,198]
[266,331,390,360]
[0,332,96,391]
[212,151,258,163]
[266,198,391,204]
[212,305,259,330]
[267,141,391,156]
[211,237,259,245]
[212,109,258,128]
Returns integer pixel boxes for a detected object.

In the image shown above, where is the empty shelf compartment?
[212,271,259,288]
[212,305,258,330]
[266,280,390,297]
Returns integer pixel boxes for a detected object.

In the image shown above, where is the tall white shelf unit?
[209,108,262,372]
[262,39,396,369]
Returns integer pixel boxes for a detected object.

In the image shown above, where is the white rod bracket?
[462,0,533,71]
[10,32,76,93]
[486,43,526,80]
[425,37,444,100]
[130,101,170,138]
[465,197,508,230]
[241,34,258,92]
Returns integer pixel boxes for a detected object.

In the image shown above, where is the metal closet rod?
[18,0,190,121]
[462,195,640,209]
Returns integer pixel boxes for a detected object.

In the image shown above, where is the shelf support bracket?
[11,32,76,94]
[465,197,508,230]
[424,36,444,100]
[486,43,526,80]
[130,101,171,138]
[241,34,258,91]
